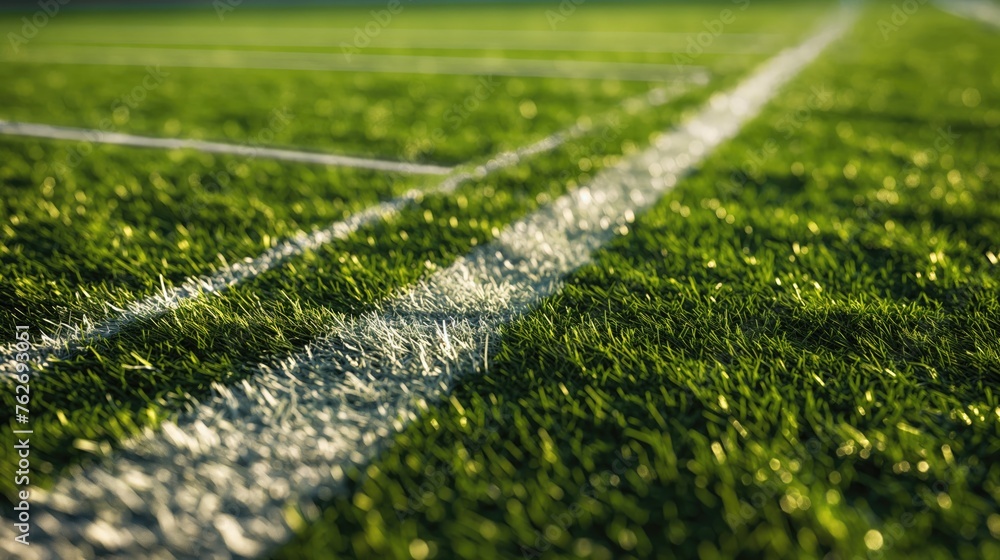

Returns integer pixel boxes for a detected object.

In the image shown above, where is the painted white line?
[934,0,1000,27]
[0,84,688,376]
[25,26,786,54]
[0,121,452,175]
[0,8,857,559]
[4,46,711,82]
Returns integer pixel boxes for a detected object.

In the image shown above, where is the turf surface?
[0,66,706,501]
[0,1,998,559]
[275,5,1000,560]
[0,139,423,329]
[0,3,815,164]
[1,0,813,500]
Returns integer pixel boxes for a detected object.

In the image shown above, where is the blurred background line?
[0,120,455,174]
[12,26,785,54]
[1,45,713,82]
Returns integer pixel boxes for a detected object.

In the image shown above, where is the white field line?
[23,26,785,54]
[934,0,1000,27]
[0,8,857,559]
[4,45,711,82]
[0,121,453,175]
[0,84,688,375]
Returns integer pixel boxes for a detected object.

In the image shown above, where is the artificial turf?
[0,0,823,337]
[0,0,996,558]
[0,48,715,499]
[275,5,1000,559]
[0,66,657,165]
[0,138,430,331]
[0,3,818,163]
[0,0,832,499]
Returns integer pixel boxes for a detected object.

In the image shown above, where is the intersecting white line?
[0,7,858,559]
[3,45,711,82]
[0,120,453,175]
[0,84,688,376]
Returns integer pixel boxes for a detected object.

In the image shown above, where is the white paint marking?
[0,8,857,559]
[0,84,688,375]
[0,121,452,175]
[4,45,710,82]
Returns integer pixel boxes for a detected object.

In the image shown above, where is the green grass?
[0,51,719,500]
[1,2,810,34]
[0,137,427,331]
[0,2,819,164]
[0,0,818,334]
[276,6,1000,560]
[0,66,656,164]
[1,0,822,503]
[1,1,830,499]
[1,1,997,558]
